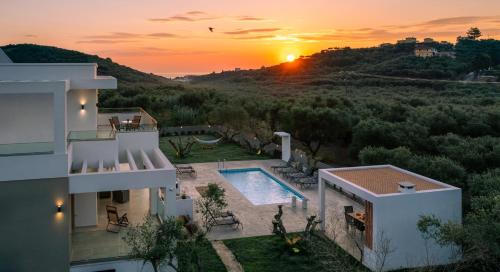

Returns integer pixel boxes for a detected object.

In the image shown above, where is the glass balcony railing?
[0,142,54,156]
[97,107,158,132]
[67,130,116,142]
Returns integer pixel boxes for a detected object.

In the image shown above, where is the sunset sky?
[1,0,500,76]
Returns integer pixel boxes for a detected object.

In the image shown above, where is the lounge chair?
[344,206,354,229]
[295,171,318,188]
[270,161,292,172]
[176,165,197,177]
[277,162,301,176]
[130,115,141,130]
[208,210,242,230]
[106,205,129,233]
[285,166,312,180]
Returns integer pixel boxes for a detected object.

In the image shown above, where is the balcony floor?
[71,188,151,263]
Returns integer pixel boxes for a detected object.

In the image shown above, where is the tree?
[195,183,228,231]
[168,136,195,158]
[123,215,183,272]
[466,27,482,40]
[374,230,395,272]
[208,104,249,141]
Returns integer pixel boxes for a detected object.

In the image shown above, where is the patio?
[71,189,151,263]
[179,159,366,259]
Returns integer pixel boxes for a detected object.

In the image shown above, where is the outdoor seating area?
[272,160,319,189]
[175,164,197,177]
[108,115,142,131]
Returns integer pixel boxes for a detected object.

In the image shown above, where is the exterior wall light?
[56,202,63,212]
[81,104,85,110]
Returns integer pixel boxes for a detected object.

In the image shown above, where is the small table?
[121,119,132,130]
[347,212,365,224]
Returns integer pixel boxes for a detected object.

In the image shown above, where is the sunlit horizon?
[1,0,500,75]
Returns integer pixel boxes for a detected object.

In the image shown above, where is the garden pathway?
[211,240,244,272]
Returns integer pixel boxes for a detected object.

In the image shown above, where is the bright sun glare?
[286,54,296,62]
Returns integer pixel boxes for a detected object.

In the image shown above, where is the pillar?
[149,187,158,215]
[319,177,326,230]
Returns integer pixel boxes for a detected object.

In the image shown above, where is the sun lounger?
[106,205,129,233]
[175,165,197,177]
[270,161,292,172]
[296,171,318,188]
[208,210,242,230]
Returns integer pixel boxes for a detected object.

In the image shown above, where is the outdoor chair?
[106,205,129,233]
[130,115,141,130]
[175,165,197,178]
[208,210,242,230]
[344,206,354,229]
[354,219,365,232]
[271,160,293,172]
[277,162,301,176]
[286,166,312,180]
[109,116,121,131]
[295,171,318,188]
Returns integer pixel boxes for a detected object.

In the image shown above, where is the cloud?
[77,31,179,44]
[149,11,218,22]
[237,16,267,21]
[24,34,37,38]
[224,28,281,35]
[94,47,219,57]
[147,32,179,38]
[232,35,275,40]
[77,39,137,44]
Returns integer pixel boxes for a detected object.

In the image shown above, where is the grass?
[223,234,367,272]
[159,134,272,164]
[196,238,227,272]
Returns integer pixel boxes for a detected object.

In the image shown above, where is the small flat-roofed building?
[318,165,461,271]
[415,44,437,57]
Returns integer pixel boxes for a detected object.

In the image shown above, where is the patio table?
[347,212,365,224]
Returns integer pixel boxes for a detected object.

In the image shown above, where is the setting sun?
[286,54,296,62]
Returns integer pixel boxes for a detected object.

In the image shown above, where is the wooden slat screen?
[365,200,373,249]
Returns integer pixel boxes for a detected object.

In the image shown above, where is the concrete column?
[319,177,326,230]
[53,90,67,154]
[149,187,158,215]
[164,185,177,218]
[273,132,291,162]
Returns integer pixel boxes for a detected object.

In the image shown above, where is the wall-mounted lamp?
[56,202,63,213]
[81,104,85,110]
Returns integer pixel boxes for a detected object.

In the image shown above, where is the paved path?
[211,240,244,272]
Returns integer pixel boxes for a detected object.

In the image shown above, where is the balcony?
[0,142,54,157]
[67,130,116,142]
[97,107,157,132]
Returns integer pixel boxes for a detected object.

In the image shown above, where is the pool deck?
[181,159,365,259]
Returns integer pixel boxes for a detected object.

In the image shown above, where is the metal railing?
[0,142,54,156]
[67,129,116,142]
[98,107,158,132]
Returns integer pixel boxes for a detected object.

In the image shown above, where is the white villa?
[318,165,462,271]
[0,49,463,272]
[0,55,181,271]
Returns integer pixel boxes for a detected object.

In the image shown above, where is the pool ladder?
[218,159,226,170]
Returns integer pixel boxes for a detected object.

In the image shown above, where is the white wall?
[0,93,53,144]
[69,140,118,169]
[70,259,176,272]
[73,192,98,227]
[117,132,159,162]
[364,189,462,271]
[67,89,98,131]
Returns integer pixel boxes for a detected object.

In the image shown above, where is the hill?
[1,44,171,85]
[191,39,500,88]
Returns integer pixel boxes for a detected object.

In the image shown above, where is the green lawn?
[223,234,367,272]
[160,134,272,164]
[196,238,227,272]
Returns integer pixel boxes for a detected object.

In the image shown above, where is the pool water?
[219,168,304,205]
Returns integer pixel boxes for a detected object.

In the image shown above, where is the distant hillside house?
[423,37,435,43]
[397,37,418,44]
[414,44,438,58]
[436,51,456,59]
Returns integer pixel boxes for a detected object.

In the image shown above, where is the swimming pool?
[219,168,304,205]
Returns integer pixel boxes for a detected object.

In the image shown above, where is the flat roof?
[328,165,446,195]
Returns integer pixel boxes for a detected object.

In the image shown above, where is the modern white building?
[0,60,179,271]
[318,165,462,271]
